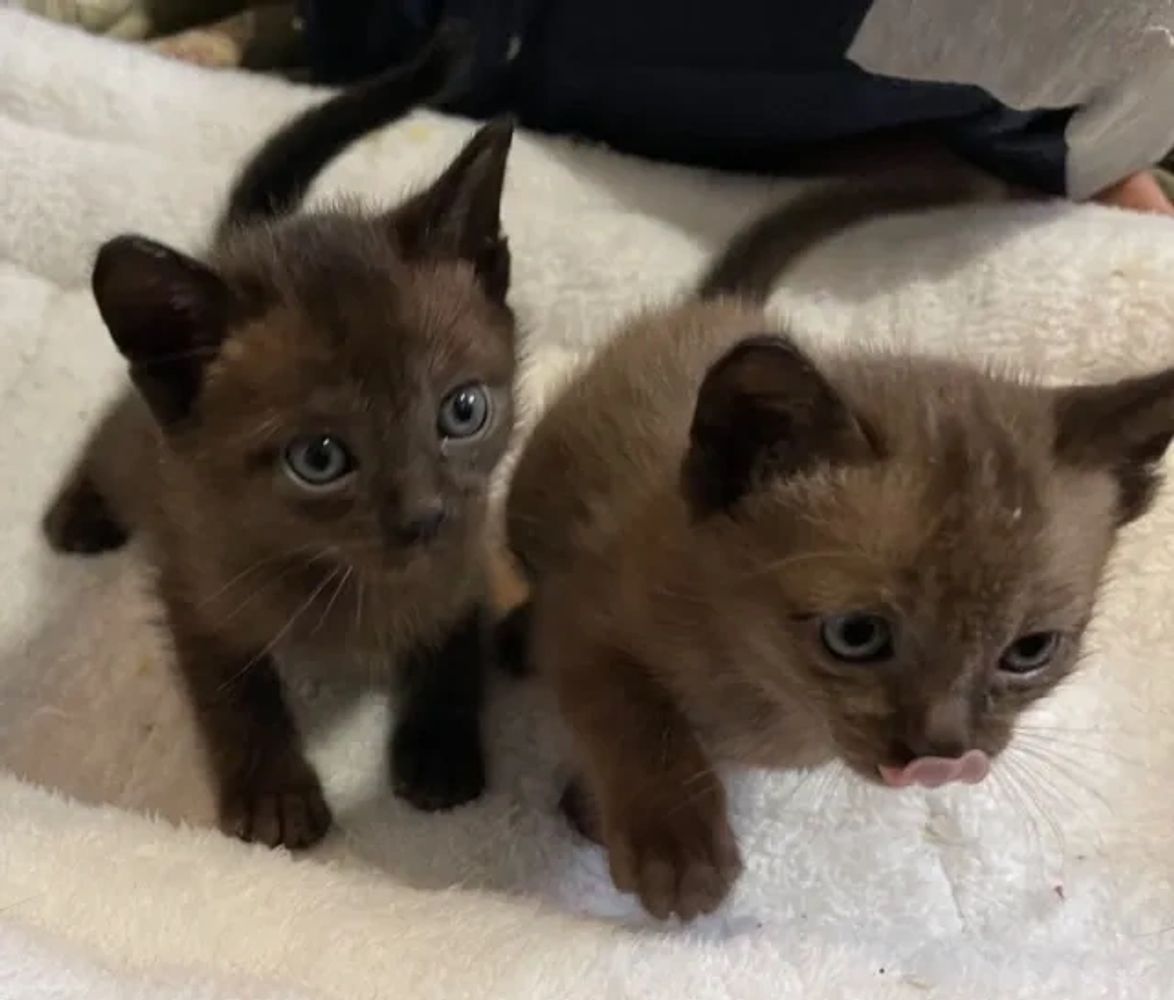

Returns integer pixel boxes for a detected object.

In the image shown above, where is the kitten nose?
[902,699,970,760]
[396,505,446,545]
[895,735,968,763]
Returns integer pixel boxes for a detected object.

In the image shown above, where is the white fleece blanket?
[3,10,1174,999]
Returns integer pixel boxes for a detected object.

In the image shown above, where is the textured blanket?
[2,10,1174,999]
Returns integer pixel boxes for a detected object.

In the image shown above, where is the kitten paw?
[43,477,128,555]
[606,793,742,921]
[559,777,603,844]
[392,715,486,811]
[220,759,332,850]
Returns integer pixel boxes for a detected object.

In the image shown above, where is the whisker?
[208,553,335,632]
[193,542,328,612]
[1010,744,1110,810]
[313,566,353,635]
[1011,752,1079,818]
[999,761,1052,858]
[1001,754,1066,854]
[813,763,847,819]
[353,578,366,638]
[1013,730,1147,770]
[1015,723,1128,735]
[990,764,1043,857]
[217,566,343,694]
[662,767,724,822]
[772,766,822,814]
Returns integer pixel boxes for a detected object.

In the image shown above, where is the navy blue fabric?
[298,0,1072,193]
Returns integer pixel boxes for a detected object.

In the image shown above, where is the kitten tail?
[218,18,475,238]
[696,169,991,304]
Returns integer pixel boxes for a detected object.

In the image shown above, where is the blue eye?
[820,612,894,663]
[438,383,490,439]
[283,435,354,489]
[1000,632,1059,675]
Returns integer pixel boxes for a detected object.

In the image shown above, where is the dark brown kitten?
[505,179,1174,919]
[45,32,518,849]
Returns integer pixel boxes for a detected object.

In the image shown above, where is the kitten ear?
[1054,366,1174,524]
[389,117,514,302]
[92,235,230,425]
[682,336,874,516]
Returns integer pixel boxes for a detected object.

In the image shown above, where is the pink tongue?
[878,750,990,789]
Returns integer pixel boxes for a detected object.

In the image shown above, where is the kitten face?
[732,419,1114,782]
[182,224,515,576]
[91,123,515,581]
[685,337,1174,785]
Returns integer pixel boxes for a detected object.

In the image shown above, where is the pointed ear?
[681,336,875,516]
[92,235,230,425]
[390,117,514,302]
[1054,366,1174,524]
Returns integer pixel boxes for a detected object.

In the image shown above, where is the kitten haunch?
[506,177,1174,920]
[45,25,520,849]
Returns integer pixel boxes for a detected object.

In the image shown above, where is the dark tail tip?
[219,16,479,236]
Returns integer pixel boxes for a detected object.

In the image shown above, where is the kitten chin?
[506,179,1174,921]
[45,29,520,850]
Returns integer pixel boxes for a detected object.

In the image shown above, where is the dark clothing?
[298,1,1155,197]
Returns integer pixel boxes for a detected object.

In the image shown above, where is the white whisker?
[313,566,353,635]
[217,566,343,695]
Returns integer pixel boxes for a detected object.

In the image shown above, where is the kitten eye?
[820,612,894,663]
[1000,631,1060,675]
[283,435,354,489]
[438,382,490,439]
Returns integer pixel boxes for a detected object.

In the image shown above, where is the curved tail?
[217,19,473,239]
[696,173,987,303]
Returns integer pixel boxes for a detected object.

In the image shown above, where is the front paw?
[392,714,486,811]
[220,755,332,850]
[605,785,742,921]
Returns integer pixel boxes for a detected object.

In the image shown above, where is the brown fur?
[45,120,518,849]
[506,188,1174,919]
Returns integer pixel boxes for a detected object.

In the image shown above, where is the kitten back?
[218,18,475,239]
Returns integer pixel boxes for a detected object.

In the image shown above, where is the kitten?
[44,27,519,850]
[504,179,1174,920]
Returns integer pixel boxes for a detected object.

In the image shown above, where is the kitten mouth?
[877,750,990,789]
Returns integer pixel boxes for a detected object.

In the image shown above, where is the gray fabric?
[849,0,1174,198]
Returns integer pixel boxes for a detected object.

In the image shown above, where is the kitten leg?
[494,600,532,676]
[557,651,743,921]
[391,607,487,811]
[43,474,129,555]
[559,776,602,844]
[169,615,331,849]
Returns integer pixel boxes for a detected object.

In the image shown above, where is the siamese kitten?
[44,28,518,849]
[505,181,1174,920]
